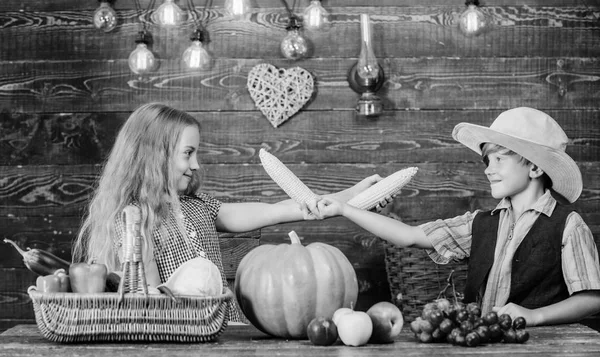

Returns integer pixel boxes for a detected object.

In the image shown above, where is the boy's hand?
[372,194,395,213]
[316,197,345,218]
[492,303,540,326]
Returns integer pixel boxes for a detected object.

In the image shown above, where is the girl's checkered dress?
[114,193,242,322]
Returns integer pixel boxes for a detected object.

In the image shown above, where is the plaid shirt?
[114,193,242,322]
[420,190,600,313]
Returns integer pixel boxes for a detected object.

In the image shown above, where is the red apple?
[366,301,404,343]
[336,310,373,346]
[307,317,338,346]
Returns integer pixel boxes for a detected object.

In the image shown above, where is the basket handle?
[119,205,149,299]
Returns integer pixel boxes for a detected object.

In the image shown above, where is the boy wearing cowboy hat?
[316,107,600,326]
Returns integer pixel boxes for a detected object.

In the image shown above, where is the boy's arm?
[318,198,433,249]
[493,290,600,326]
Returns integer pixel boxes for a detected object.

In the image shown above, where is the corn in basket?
[27,205,233,343]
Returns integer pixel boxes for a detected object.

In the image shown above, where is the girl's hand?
[300,197,324,220]
[347,174,383,200]
[492,303,540,326]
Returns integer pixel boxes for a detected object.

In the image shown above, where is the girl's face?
[173,125,200,193]
[484,150,532,200]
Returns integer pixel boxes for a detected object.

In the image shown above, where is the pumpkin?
[234,231,358,339]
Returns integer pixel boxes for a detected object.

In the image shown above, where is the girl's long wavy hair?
[73,103,202,271]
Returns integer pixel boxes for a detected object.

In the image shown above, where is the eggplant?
[4,238,121,292]
[4,238,70,275]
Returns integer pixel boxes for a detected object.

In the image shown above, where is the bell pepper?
[36,268,71,293]
[69,262,108,293]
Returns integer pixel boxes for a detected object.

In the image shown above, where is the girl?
[72,103,379,321]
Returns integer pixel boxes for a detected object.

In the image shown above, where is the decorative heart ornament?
[247,63,314,128]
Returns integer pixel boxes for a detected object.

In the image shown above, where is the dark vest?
[463,204,571,308]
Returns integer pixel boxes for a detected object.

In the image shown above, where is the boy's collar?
[491,190,557,217]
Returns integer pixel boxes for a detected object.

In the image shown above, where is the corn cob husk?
[347,167,418,210]
[259,148,319,205]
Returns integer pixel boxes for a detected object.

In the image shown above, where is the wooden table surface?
[1,323,600,357]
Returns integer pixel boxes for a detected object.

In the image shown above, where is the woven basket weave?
[384,243,468,322]
[27,205,232,343]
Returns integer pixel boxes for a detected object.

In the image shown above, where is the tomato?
[498,314,513,330]
[460,320,474,333]
[483,311,499,325]
[410,318,422,334]
[439,318,454,334]
[503,328,517,343]
[419,331,433,343]
[465,331,481,347]
[488,323,503,342]
[427,310,444,326]
[513,316,527,330]
[515,329,530,343]
[475,325,490,343]
[473,317,485,329]
[307,317,338,346]
[456,310,470,323]
[466,302,482,318]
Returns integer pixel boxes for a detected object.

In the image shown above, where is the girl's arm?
[493,290,600,326]
[215,174,384,233]
[215,199,316,233]
[316,197,433,249]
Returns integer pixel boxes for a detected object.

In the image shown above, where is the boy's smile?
[484,151,532,201]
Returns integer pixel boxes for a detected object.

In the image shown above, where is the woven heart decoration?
[247,63,314,128]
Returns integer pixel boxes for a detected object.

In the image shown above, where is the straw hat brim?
[453,122,582,203]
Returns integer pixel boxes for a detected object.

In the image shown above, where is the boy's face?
[484,149,533,200]
[173,125,200,193]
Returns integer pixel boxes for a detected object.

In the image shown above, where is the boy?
[316,107,600,326]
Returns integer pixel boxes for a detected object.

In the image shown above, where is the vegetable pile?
[410,299,530,347]
[5,238,117,293]
[409,270,530,347]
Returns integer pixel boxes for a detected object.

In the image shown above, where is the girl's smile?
[174,125,200,193]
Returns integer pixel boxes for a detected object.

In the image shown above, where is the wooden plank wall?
[1,0,599,331]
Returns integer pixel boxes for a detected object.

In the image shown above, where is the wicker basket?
[384,243,468,322]
[27,205,232,343]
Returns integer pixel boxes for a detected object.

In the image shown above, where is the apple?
[366,301,404,343]
[307,317,338,346]
[336,310,373,347]
[332,307,354,326]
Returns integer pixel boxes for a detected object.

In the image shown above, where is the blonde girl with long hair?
[73,103,380,321]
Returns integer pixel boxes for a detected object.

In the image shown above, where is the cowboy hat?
[452,107,582,203]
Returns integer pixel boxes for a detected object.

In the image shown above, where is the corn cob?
[259,148,319,205]
[347,167,418,210]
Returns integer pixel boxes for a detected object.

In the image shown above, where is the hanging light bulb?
[153,0,186,27]
[458,0,487,36]
[93,0,117,32]
[280,15,310,60]
[128,31,157,75]
[224,0,252,19]
[182,28,212,70]
[302,0,330,31]
[356,14,380,83]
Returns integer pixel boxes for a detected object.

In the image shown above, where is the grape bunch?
[409,299,530,347]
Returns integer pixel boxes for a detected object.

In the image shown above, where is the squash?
[234,231,358,339]
[158,256,222,296]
